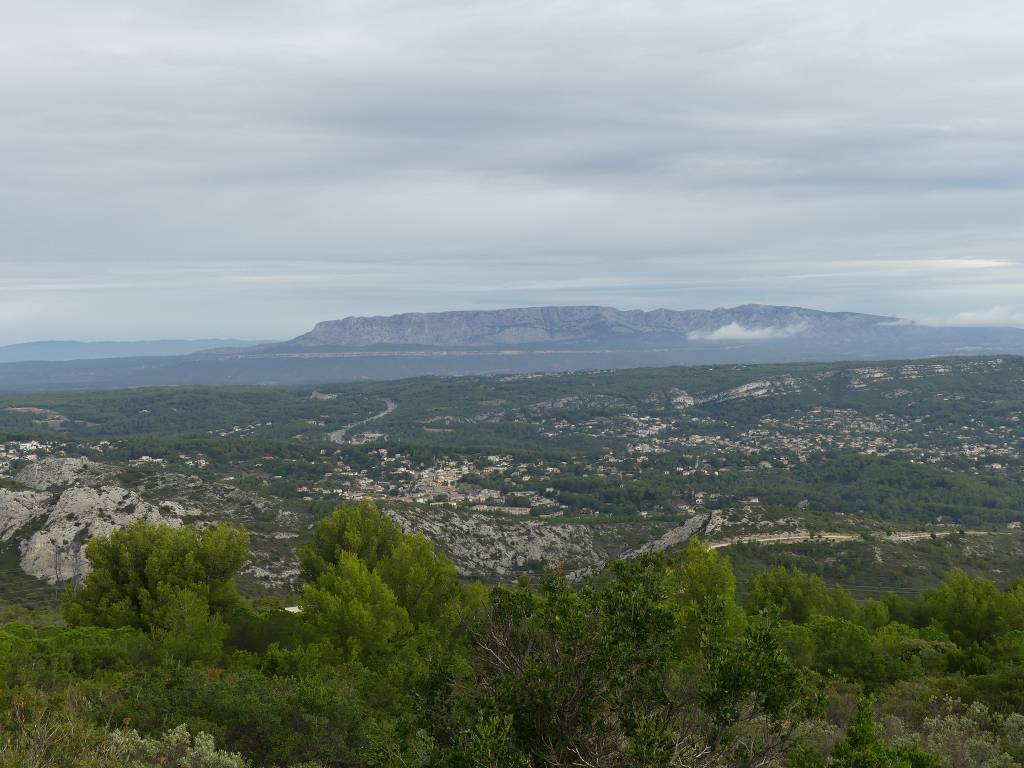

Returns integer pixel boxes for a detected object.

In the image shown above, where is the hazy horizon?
[3,1,1023,344]
[4,301,1024,348]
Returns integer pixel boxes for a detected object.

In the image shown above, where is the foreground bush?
[25,504,1024,765]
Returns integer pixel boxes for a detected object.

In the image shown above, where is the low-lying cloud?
[688,322,808,342]
[947,307,1024,328]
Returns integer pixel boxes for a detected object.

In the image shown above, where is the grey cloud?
[1,1,1023,342]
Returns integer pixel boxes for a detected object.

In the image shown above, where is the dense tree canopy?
[6,503,1024,766]
[65,521,249,663]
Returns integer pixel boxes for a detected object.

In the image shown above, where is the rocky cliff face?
[1,458,305,588]
[384,506,696,582]
[287,305,895,348]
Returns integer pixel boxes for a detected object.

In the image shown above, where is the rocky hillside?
[0,458,307,589]
[385,505,685,580]
[0,458,704,589]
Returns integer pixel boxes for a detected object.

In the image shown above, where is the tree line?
[3,503,1024,766]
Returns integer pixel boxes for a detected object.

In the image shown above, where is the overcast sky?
[2,0,1023,343]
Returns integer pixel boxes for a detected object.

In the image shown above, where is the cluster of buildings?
[0,439,57,474]
[292,381,1024,516]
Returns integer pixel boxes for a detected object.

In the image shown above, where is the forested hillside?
[2,355,1023,595]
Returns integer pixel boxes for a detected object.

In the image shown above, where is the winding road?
[707,532,860,549]
[706,528,992,550]
[328,398,397,443]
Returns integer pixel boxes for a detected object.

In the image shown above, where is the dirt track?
[707,528,992,550]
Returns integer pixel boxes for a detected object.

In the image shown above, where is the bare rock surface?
[0,488,49,541]
[624,514,710,558]
[1,460,306,588]
[15,457,118,490]
[19,485,176,582]
[385,506,605,580]
[385,506,678,582]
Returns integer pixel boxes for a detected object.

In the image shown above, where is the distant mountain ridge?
[0,339,273,364]
[286,304,895,348]
[1,304,1023,392]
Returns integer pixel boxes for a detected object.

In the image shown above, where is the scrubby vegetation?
[4,503,1024,767]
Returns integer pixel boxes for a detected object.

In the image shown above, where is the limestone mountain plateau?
[2,304,1023,391]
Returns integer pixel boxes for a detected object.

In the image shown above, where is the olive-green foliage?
[887,697,1024,768]
[0,686,112,768]
[749,566,858,624]
[298,502,461,654]
[782,618,954,687]
[12,508,1024,768]
[456,714,529,768]
[456,555,815,766]
[664,537,746,647]
[826,699,940,768]
[923,569,1024,649]
[0,384,379,440]
[708,452,1024,526]
[301,551,413,660]
[375,534,459,629]
[65,521,249,663]
[300,501,401,579]
[106,724,247,768]
[96,661,368,766]
[0,623,154,689]
[0,687,249,768]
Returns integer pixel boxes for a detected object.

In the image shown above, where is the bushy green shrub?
[107,725,247,768]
